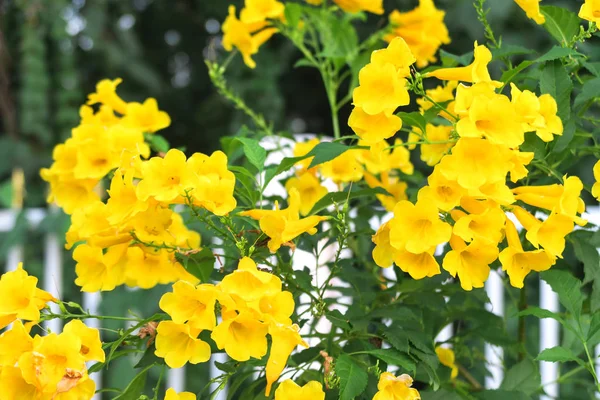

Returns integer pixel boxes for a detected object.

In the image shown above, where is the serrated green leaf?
[517,306,562,321]
[306,142,352,169]
[539,60,572,122]
[500,60,534,88]
[362,349,416,373]
[335,354,368,400]
[541,6,581,46]
[584,61,600,76]
[500,359,540,395]
[236,137,267,172]
[536,46,582,63]
[492,44,536,59]
[541,269,584,322]
[214,360,237,373]
[113,364,153,399]
[326,309,352,331]
[439,49,473,67]
[574,77,600,110]
[397,111,427,133]
[175,247,215,283]
[536,346,580,363]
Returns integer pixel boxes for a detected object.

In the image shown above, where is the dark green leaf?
[552,119,575,152]
[175,247,215,283]
[134,344,164,369]
[572,232,600,285]
[262,155,308,188]
[325,309,352,331]
[588,313,600,344]
[439,49,473,67]
[236,137,267,172]
[536,46,582,63]
[397,111,427,133]
[500,359,540,395]
[539,60,572,122]
[214,360,237,373]
[584,61,600,76]
[421,390,463,400]
[541,269,584,321]
[541,6,581,46]
[335,354,368,400]
[362,349,416,372]
[144,133,170,153]
[384,329,409,352]
[574,77,600,110]
[475,390,532,400]
[306,142,352,169]
[517,306,562,321]
[500,61,533,88]
[536,346,580,363]
[113,364,153,399]
[492,44,536,59]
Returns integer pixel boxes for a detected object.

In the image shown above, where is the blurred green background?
[0,0,593,398]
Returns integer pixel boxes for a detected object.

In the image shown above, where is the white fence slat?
[485,270,505,389]
[539,278,560,400]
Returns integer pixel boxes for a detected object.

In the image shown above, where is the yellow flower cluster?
[155,257,307,396]
[514,0,545,24]
[222,0,284,68]
[274,379,325,399]
[165,388,196,400]
[67,147,236,291]
[580,0,600,24]
[385,0,450,68]
[0,265,104,399]
[373,41,586,290]
[373,372,421,400]
[332,0,383,15]
[40,78,169,214]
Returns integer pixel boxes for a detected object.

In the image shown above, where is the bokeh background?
[0,0,591,397]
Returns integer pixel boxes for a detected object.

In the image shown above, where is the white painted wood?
[485,270,505,389]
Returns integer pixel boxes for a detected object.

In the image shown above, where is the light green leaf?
[500,61,534,88]
[541,269,584,322]
[500,359,540,395]
[539,60,572,122]
[517,306,562,321]
[335,354,368,400]
[536,346,581,363]
[397,111,427,133]
[439,49,473,67]
[535,46,582,63]
[306,142,352,169]
[541,6,581,46]
[144,133,170,153]
[574,77,600,110]
[236,137,267,172]
[361,349,416,373]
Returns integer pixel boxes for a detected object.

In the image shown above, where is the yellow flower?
[0,320,33,366]
[533,94,563,142]
[593,160,600,200]
[419,124,454,166]
[136,149,197,203]
[428,42,497,85]
[265,323,309,395]
[211,311,268,361]
[389,198,452,254]
[240,0,286,26]
[124,98,171,133]
[71,125,120,180]
[155,321,211,368]
[124,246,181,289]
[417,168,465,212]
[373,221,396,268]
[370,37,416,77]
[452,203,506,244]
[55,374,96,400]
[0,263,55,329]
[187,151,237,216]
[106,170,149,225]
[394,247,441,280]
[0,366,41,398]
[73,244,126,292]
[513,176,587,226]
[165,388,196,400]
[66,201,131,250]
[86,78,128,114]
[500,218,556,288]
[348,107,403,145]
[222,6,278,69]
[160,281,218,331]
[512,206,575,258]
[417,81,458,120]
[352,62,410,115]
[436,346,458,379]
[364,171,408,212]
[373,372,421,400]
[453,81,498,118]
[274,380,325,400]
[456,94,525,148]
[320,150,365,183]
[442,235,498,290]
[386,0,450,68]
[438,138,512,191]
[515,0,545,24]
[259,291,295,324]
[333,0,384,14]
[293,138,320,171]
[579,0,600,24]
[284,172,328,216]
[219,257,282,303]
[63,320,105,363]
[305,0,323,4]
[508,149,535,183]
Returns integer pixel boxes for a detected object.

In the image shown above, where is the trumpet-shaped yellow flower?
[265,323,309,396]
[373,372,421,400]
[358,140,413,176]
[285,172,328,216]
[593,160,600,200]
[419,124,454,166]
[320,149,365,183]
[436,346,459,379]
[73,244,126,292]
[165,388,196,400]
[187,151,237,216]
[364,171,408,211]
[579,0,600,24]
[293,138,320,171]
[512,207,574,258]
[371,37,416,77]
[508,150,535,183]
[259,291,295,324]
[136,149,197,203]
[155,321,211,368]
[160,281,218,331]
[219,257,282,303]
[0,263,55,329]
[211,311,268,361]
[373,221,396,268]
[442,236,498,290]
[515,0,545,24]
[499,219,556,288]
[534,95,563,142]
[389,198,452,254]
[63,320,105,363]
[240,189,328,252]
[86,78,128,114]
[353,62,410,115]
[0,366,41,399]
[106,170,149,225]
[0,320,33,366]
[124,246,182,289]
[452,204,506,244]
[428,42,497,85]
[124,98,171,133]
[386,0,450,68]
[240,0,285,26]
[333,0,383,14]
[274,380,325,400]
[394,247,441,280]
[348,107,402,145]
[417,168,465,212]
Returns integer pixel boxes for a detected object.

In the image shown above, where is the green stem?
[583,341,600,392]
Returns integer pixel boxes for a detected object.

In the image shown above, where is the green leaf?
[262,155,307,189]
[362,349,416,373]
[574,77,600,110]
[325,309,352,331]
[214,360,237,373]
[397,111,427,133]
[541,269,584,321]
[536,46,582,63]
[517,306,562,321]
[308,186,389,215]
[492,44,536,59]
[335,354,368,400]
[552,119,575,152]
[584,61,600,76]
[421,390,463,400]
[475,390,532,400]
[175,247,215,283]
[284,3,303,29]
[144,133,170,153]
[500,61,533,88]
[572,232,600,285]
[588,313,600,344]
[500,359,540,395]
[539,60,573,122]
[536,346,580,363]
[540,6,581,46]
[384,329,409,352]
[317,13,358,64]
[306,142,352,169]
[113,364,153,399]
[134,344,164,369]
[439,49,473,67]
[236,137,267,172]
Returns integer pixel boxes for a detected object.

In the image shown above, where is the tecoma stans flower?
[0,320,33,366]
[284,172,328,216]
[348,107,403,145]
[417,167,465,212]
[136,149,197,203]
[417,124,454,166]
[373,372,421,400]
[499,219,556,288]
[106,170,149,225]
[63,320,106,363]
[513,176,587,226]
[165,388,196,400]
[73,244,127,292]
[239,188,329,252]
[364,171,408,212]
[86,78,128,114]
[436,346,459,379]
[218,257,282,303]
[579,0,600,24]
[442,235,499,290]
[534,94,564,142]
[593,160,600,200]
[427,42,498,85]
[352,62,410,115]
[320,149,364,183]
[515,0,545,24]
[123,98,171,133]
[389,198,452,254]
[451,203,506,244]
[159,281,218,331]
[333,0,384,15]
[0,263,55,329]
[240,0,285,27]
[370,37,416,77]
[211,311,268,361]
[274,380,325,400]
[293,138,320,171]
[154,321,211,368]
[265,323,309,395]
[512,206,574,258]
